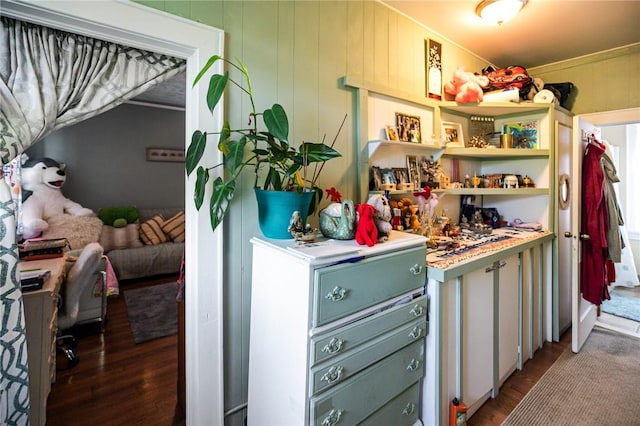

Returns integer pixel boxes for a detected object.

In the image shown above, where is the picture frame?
[385,125,399,141]
[146,147,185,162]
[370,166,383,190]
[406,155,421,190]
[380,168,396,185]
[503,120,539,149]
[441,121,464,147]
[395,113,422,143]
[393,167,409,184]
[425,39,442,100]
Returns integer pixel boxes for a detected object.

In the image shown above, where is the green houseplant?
[186,56,343,236]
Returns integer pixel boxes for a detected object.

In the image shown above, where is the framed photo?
[395,113,422,143]
[380,168,396,185]
[370,166,383,190]
[425,39,442,100]
[406,155,421,190]
[441,121,464,147]
[385,125,399,141]
[146,147,185,162]
[393,167,409,184]
[503,121,539,149]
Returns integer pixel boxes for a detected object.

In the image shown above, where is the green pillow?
[98,206,139,228]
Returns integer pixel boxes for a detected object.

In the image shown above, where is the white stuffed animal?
[366,194,393,241]
[20,157,95,239]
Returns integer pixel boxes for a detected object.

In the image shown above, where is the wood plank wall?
[134,2,638,425]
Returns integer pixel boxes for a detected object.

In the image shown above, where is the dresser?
[20,257,66,426]
[248,231,428,426]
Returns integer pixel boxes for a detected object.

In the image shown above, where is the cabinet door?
[462,264,494,413]
[497,254,520,384]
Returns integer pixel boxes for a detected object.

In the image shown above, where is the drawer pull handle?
[408,326,423,340]
[325,286,348,302]
[321,366,344,384]
[321,408,344,426]
[322,338,344,354]
[409,264,423,275]
[402,403,416,416]
[486,260,507,273]
[409,304,424,317]
[406,358,421,371]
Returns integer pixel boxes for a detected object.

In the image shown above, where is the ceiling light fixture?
[476,0,527,25]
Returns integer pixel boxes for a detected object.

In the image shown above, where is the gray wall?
[27,103,185,212]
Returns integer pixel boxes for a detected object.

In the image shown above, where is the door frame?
[1,1,225,424]
[571,107,640,352]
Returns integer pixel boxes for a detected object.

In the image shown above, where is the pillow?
[99,224,144,252]
[139,214,168,245]
[161,211,185,242]
[97,205,139,227]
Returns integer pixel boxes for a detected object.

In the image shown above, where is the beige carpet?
[502,327,640,426]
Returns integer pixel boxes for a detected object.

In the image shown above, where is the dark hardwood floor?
[468,330,571,425]
[46,274,570,426]
[46,274,184,426]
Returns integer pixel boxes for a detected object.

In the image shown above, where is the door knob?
[564,232,573,238]
[580,234,591,241]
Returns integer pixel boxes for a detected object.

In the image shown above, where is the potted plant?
[186,56,344,238]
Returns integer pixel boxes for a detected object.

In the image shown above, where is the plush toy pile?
[444,67,490,103]
[20,157,96,240]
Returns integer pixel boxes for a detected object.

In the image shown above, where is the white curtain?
[0,16,185,425]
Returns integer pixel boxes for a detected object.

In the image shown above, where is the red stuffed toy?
[356,203,378,247]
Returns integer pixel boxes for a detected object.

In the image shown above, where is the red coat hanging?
[580,139,611,305]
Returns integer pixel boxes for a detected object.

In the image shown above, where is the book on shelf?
[19,268,51,292]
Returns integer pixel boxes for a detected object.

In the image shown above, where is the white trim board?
[1,1,225,424]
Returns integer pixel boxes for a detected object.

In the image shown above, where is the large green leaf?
[209,177,235,232]
[207,72,229,113]
[186,131,207,176]
[217,121,232,155]
[264,167,283,191]
[193,166,209,210]
[224,136,249,175]
[295,142,342,165]
[193,55,222,87]
[263,104,288,142]
[308,186,324,215]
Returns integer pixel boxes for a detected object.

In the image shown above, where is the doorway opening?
[597,121,640,337]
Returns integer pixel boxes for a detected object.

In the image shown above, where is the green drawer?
[310,339,424,426]
[360,381,421,426]
[311,295,428,365]
[313,246,426,327]
[310,318,426,395]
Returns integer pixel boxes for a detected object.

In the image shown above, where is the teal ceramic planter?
[255,189,314,239]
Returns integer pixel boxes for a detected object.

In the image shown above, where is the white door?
[570,117,600,352]
[555,116,574,340]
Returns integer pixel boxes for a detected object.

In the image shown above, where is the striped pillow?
[162,211,185,243]
[139,214,168,245]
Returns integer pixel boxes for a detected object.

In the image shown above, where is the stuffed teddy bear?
[355,203,378,247]
[398,197,420,231]
[444,67,489,103]
[366,194,392,241]
[20,157,95,239]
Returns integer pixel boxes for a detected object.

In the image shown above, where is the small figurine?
[503,175,519,188]
[288,211,316,242]
[472,173,481,188]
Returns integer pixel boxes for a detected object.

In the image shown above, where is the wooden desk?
[21,257,66,426]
